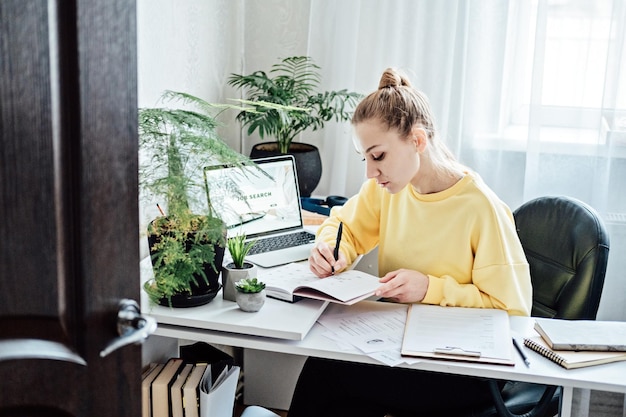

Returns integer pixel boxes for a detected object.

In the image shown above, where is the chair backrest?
[513,196,610,320]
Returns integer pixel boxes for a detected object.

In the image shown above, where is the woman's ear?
[411,127,428,153]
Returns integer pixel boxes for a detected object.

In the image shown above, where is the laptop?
[203,155,316,267]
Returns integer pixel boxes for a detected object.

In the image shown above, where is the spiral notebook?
[523,336,626,369]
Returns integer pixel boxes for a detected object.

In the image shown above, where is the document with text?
[317,300,415,366]
[318,302,408,354]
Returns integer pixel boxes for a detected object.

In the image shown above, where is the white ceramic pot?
[222,262,258,302]
[235,290,266,312]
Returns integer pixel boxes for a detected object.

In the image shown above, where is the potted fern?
[221,233,258,302]
[234,277,266,312]
[140,90,253,307]
[228,56,361,196]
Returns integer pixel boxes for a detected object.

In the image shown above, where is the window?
[495,0,625,151]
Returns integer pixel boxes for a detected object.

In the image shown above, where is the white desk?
[141,254,626,416]
[140,257,329,340]
[145,299,626,417]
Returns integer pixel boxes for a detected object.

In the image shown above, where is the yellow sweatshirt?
[317,173,532,316]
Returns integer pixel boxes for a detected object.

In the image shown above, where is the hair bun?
[378,68,412,89]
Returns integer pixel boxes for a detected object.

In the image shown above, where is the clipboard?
[401,304,515,366]
[433,346,482,357]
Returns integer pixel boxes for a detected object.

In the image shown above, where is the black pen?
[331,222,343,275]
[512,337,530,367]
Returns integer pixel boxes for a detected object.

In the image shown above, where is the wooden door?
[0,1,141,416]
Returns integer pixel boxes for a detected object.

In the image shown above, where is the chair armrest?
[488,380,559,417]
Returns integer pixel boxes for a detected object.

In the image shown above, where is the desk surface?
[150,299,626,396]
[140,257,328,340]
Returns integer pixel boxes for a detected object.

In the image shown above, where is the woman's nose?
[366,161,379,179]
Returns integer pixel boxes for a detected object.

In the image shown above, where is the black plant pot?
[250,142,322,197]
[147,219,225,308]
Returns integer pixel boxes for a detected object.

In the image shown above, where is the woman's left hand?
[374,269,429,303]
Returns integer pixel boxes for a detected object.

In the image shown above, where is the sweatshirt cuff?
[421,275,444,305]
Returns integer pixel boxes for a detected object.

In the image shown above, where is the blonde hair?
[352,68,463,177]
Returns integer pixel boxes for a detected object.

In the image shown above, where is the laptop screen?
[203,156,304,239]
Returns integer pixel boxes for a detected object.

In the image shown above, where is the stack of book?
[523,318,626,369]
[142,357,240,417]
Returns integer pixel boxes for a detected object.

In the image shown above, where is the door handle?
[99,299,157,357]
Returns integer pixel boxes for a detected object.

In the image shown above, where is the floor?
[578,390,625,417]
[232,391,625,417]
[234,403,287,417]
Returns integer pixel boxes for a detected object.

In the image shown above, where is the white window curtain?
[304,0,626,320]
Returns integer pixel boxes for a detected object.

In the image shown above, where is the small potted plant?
[140,90,254,307]
[222,233,258,302]
[228,56,361,196]
[234,277,266,312]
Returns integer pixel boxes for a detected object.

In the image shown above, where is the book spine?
[524,338,566,368]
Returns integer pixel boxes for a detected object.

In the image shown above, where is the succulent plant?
[234,277,266,294]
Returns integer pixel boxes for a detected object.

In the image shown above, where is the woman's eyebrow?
[364,144,381,154]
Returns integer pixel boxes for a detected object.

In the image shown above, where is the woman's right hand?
[309,241,348,278]
[375,269,429,303]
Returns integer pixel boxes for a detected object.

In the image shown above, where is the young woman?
[288,68,532,417]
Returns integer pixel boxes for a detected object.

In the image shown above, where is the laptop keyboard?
[248,231,315,255]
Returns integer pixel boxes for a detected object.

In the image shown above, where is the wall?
[137,0,313,155]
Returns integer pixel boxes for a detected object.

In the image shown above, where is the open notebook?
[203,155,315,267]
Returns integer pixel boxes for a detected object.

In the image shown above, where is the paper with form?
[316,301,417,366]
[318,303,408,354]
[401,304,514,365]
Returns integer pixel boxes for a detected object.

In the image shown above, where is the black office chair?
[469,196,610,417]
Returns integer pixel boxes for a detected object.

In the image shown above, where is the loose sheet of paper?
[317,302,419,366]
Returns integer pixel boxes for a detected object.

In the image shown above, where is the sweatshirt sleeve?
[316,180,381,266]
[422,263,531,316]
[421,205,532,317]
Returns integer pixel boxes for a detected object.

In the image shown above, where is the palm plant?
[228,56,361,154]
